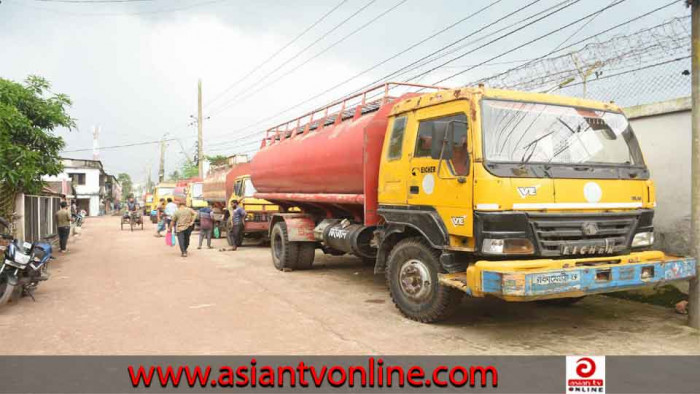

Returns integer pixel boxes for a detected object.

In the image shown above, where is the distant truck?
[149,182,176,223]
[227,174,278,244]
[247,82,697,323]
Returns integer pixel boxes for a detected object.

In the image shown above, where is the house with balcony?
[42,158,118,217]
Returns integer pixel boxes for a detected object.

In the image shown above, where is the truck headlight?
[632,231,654,248]
[482,238,534,255]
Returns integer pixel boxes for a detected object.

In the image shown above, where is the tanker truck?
[249,82,697,323]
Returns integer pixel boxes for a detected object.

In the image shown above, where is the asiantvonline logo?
[566,356,605,393]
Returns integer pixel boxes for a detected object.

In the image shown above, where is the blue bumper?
[479,256,696,300]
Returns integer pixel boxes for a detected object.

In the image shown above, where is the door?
[378,115,411,205]
[406,102,474,237]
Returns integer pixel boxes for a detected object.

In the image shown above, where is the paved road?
[1,217,698,355]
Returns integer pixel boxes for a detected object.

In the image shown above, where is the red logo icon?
[576,357,596,378]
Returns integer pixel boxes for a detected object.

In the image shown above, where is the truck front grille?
[529,213,637,256]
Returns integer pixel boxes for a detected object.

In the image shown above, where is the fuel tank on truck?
[251,98,402,195]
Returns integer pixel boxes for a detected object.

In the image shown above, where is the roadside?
[0,217,698,355]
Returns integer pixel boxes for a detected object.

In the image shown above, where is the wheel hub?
[399,259,432,301]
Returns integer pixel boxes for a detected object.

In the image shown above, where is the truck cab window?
[414,113,469,176]
[387,116,407,161]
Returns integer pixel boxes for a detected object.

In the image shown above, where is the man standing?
[228,199,246,251]
[55,201,72,253]
[158,198,177,237]
[197,203,214,249]
[171,201,196,257]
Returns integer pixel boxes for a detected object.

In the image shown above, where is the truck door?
[378,115,411,205]
[406,103,473,238]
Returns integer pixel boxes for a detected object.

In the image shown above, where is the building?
[42,158,119,217]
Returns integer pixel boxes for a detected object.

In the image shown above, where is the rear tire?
[294,243,315,270]
[386,237,462,323]
[270,222,299,271]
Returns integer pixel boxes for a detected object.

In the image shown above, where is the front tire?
[386,237,462,323]
[270,222,299,271]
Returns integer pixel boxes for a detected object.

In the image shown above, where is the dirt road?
[1,217,698,355]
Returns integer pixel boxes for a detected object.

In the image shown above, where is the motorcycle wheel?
[0,271,17,306]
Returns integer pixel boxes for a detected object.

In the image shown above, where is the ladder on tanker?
[260,82,447,148]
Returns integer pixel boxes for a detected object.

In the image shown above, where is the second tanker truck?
[248,82,696,323]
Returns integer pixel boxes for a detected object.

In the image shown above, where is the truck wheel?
[271,222,299,271]
[386,237,462,323]
[294,243,315,270]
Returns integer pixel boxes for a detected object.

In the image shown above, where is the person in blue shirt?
[221,199,246,252]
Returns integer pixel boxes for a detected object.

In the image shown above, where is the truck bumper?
[439,251,696,301]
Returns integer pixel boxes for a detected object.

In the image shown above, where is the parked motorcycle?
[0,217,52,306]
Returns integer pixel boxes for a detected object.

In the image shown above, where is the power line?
[411,0,621,85]
[62,138,178,153]
[475,0,683,86]
[203,0,349,110]
[209,0,410,117]
[206,0,505,140]
[205,0,546,146]
[206,0,379,115]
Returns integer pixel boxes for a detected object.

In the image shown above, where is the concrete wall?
[625,97,691,255]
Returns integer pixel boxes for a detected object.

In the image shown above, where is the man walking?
[171,201,196,257]
[55,201,72,253]
[197,203,214,249]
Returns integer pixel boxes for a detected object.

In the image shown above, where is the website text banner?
[0,356,697,393]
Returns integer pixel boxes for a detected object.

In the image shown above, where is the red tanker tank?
[250,83,438,225]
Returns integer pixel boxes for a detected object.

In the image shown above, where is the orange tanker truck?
[248,82,696,323]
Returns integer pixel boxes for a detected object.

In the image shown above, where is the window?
[244,179,257,197]
[414,113,469,176]
[68,173,86,185]
[234,180,243,197]
[387,116,407,161]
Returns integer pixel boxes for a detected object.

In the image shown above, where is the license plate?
[533,272,580,286]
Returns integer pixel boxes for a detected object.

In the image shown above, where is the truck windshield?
[158,187,175,196]
[244,179,257,197]
[482,99,644,166]
[192,183,203,198]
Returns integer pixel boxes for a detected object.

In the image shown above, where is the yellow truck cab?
[187,182,208,209]
[149,182,176,222]
[375,86,695,315]
[228,175,278,240]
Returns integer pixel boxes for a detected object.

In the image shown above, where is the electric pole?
[689,0,700,329]
[197,79,204,178]
[158,136,166,183]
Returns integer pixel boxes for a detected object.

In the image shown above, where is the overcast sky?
[0,0,688,185]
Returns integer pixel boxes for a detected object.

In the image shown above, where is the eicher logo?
[566,356,605,393]
[411,166,436,176]
[517,185,539,198]
[451,216,465,226]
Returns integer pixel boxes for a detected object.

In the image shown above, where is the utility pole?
[689,0,700,329]
[197,79,204,178]
[158,137,166,183]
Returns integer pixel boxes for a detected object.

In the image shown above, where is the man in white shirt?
[163,198,178,233]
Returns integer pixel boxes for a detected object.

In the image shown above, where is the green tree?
[206,154,228,167]
[0,76,74,194]
[117,173,133,200]
[180,161,198,179]
[167,170,181,182]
